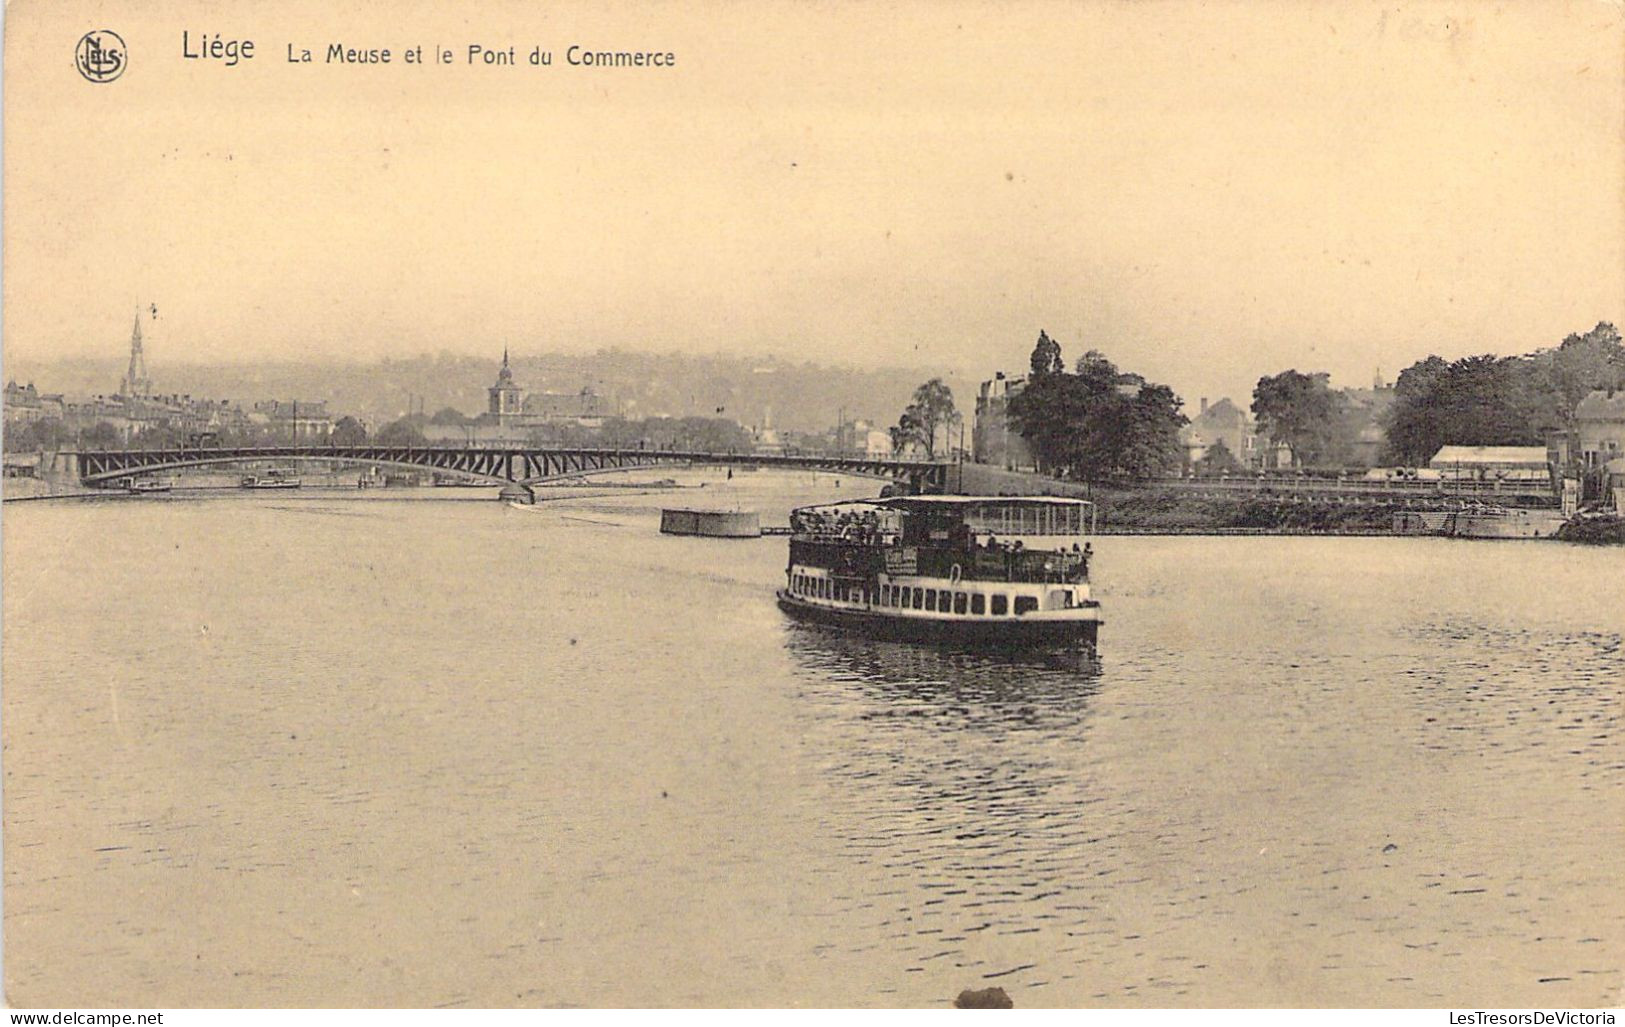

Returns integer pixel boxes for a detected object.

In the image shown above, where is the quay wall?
[952,464,1565,536]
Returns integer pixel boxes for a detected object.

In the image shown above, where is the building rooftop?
[1429,445,1549,466]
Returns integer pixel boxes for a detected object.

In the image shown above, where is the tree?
[1382,356,1449,464]
[374,416,427,446]
[1006,347,1188,479]
[1029,330,1063,377]
[889,409,925,455]
[429,406,469,426]
[526,421,596,448]
[331,415,368,446]
[2,417,68,453]
[1538,321,1625,434]
[1194,437,1246,476]
[1120,383,1187,476]
[890,379,957,459]
[1251,370,1352,468]
[81,421,122,448]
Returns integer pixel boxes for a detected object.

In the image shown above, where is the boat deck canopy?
[792,495,1094,538]
[877,495,1094,510]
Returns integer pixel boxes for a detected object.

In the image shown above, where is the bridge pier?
[498,482,534,504]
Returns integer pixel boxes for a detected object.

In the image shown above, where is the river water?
[4,473,1622,1008]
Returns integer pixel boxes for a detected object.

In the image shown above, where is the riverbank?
[1094,487,1403,533]
[952,465,1579,537]
[1554,514,1625,545]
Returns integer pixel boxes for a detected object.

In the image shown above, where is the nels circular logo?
[76,30,127,83]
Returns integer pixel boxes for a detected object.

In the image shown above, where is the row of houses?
[3,380,335,445]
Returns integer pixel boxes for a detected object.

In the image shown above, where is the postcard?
[4,0,1622,1012]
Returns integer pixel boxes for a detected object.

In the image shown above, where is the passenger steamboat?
[777,496,1102,648]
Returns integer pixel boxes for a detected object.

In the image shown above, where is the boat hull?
[777,591,1099,648]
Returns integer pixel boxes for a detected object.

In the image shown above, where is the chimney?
[1200,397,1209,415]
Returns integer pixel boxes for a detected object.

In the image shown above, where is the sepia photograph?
[3,0,1622,1013]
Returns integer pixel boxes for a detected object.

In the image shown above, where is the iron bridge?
[74,444,951,494]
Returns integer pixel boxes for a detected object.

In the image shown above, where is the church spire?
[120,306,151,398]
[490,346,521,421]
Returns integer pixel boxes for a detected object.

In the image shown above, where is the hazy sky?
[5,0,1622,406]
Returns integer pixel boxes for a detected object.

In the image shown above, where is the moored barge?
[777,496,1102,648]
[240,468,302,490]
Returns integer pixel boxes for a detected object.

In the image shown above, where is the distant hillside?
[2,350,974,433]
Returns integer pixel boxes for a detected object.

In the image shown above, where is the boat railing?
[789,537,1088,584]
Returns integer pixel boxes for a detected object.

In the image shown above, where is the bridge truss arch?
[74,444,950,494]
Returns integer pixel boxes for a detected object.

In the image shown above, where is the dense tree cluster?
[2,417,72,452]
[1005,333,1187,479]
[374,415,428,446]
[590,416,754,452]
[1382,322,1625,465]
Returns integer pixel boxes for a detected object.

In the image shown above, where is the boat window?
[991,594,1008,616]
[971,594,986,615]
[925,590,938,612]
[1014,596,1039,616]
[1051,590,1073,608]
[911,588,923,609]
[953,593,968,615]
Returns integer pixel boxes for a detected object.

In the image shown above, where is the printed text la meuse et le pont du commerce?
[182,33,676,68]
